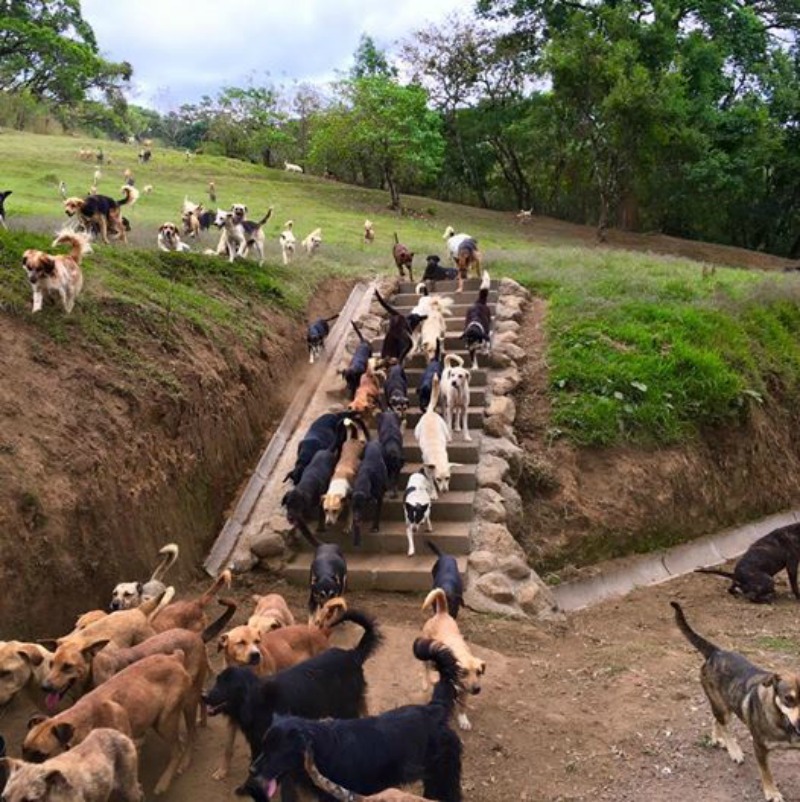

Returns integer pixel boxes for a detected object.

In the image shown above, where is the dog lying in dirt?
[22,231,90,314]
[110,542,179,611]
[421,588,485,731]
[696,522,800,603]
[2,728,142,802]
[672,601,800,802]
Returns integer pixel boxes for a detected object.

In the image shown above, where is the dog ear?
[763,673,781,688]
[52,723,74,747]
[40,255,57,274]
[81,639,110,661]
[37,638,59,651]
[45,769,71,791]
[27,713,48,731]
[16,644,45,666]
[217,634,229,653]
[477,660,487,676]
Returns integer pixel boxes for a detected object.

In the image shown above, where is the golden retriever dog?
[247,594,295,634]
[421,588,485,731]
[22,232,89,314]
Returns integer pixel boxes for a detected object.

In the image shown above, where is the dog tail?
[374,289,400,318]
[393,231,399,245]
[199,569,232,607]
[426,539,443,557]
[201,598,237,642]
[351,320,366,343]
[51,230,92,262]
[428,374,441,415]
[422,587,449,616]
[325,314,340,323]
[413,637,462,711]
[416,282,428,296]
[303,750,365,802]
[338,609,382,665]
[480,270,491,290]
[444,353,464,370]
[256,207,274,226]
[694,567,737,580]
[670,602,718,658]
[117,186,135,206]
[150,543,179,583]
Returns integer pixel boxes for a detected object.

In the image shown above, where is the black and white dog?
[404,472,433,557]
[0,190,12,229]
[309,543,347,619]
[307,315,339,364]
[461,271,492,370]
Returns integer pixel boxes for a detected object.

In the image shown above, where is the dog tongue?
[264,779,278,799]
[45,692,61,712]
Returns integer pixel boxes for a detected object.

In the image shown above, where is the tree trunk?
[385,165,400,210]
[450,116,489,208]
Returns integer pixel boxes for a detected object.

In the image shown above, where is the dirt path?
[5,571,800,801]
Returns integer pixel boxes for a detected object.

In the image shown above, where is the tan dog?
[419,296,453,362]
[421,588,485,731]
[302,227,322,255]
[0,642,54,708]
[414,375,456,498]
[247,594,295,634]
[440,353,471,442]
[157,222,191,252]
[22,232,89,314]
[322,438,366,526]
[364,219,375,244]
[348,362,382,417]
[150,569,232,633]
[70,610,108,633]
[24,652,194,795]
[2,728,142,802]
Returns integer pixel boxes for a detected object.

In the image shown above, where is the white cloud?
[81,0,470,109]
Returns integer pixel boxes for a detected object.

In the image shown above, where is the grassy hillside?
[3,130,800,446]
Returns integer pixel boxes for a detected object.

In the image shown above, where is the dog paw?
[727,743,744,764]
[765,791,784,802]
[457,713,472,731]
[212,767,228,781]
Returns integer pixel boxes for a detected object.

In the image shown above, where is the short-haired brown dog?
[247,593,295,634]
[348,362,382,418]
[2,728,142,802]
[420,588,485,731]
[24,652,194,795]
[0,642,53,709]
[392,232,414,281]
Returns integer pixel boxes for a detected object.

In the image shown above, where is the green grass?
[3,130,800,445]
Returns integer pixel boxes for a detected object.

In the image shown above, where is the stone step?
[404,407,485,430]
[399,462,476,491]
[402,439,480,465]
[398,278,498,294]
[294,520,471,555]
[382,490,474,522]
[392,289,498,306]
[285,552,468,592]
[404,367,487,386]
[372,335,471,355]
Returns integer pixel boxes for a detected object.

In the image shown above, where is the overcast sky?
[81,0,470,110]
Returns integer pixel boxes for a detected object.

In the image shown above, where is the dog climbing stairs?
[284,276,497,592]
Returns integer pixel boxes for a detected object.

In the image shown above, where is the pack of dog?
[392,233,414,281]
[350,441,389,547]
[377,410,405,498]
[307,314,339,364]
[461,271,492,369]
[22,231,89,314]
[342,322,373,399]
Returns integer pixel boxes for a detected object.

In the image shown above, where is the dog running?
[22,231,89,314]
[307,315,339,364]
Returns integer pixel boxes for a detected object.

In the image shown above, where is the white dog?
[280,220,296,265]
[302,227,322,255]
[403,471,433,556]
[414,375,457,498]
[419,295,453,361]
[157,222,191,252]
[109,543,179,611]
[284,162,304,173]
[441,353,471,441]
[22,231,89,314]
[214,209,246,262]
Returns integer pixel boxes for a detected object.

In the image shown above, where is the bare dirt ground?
[5,572,800,801]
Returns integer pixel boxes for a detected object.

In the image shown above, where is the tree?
[0,0,131,103]
[351,34,397,79]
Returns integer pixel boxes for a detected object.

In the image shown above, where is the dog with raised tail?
[462,271,492,370]
[22,231,89,314]
[302,227,322,255]
[404,472,433,557]
[307,314,339,364]
[109,543,180,612]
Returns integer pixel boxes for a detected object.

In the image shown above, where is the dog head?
[249,718,307,798]
[424,462,458,496]
[41,638,109,708]
[214,209,231,228]
[765,673,800,734]
[158,222,181,245]
[22,716,76,763]
[62,198,85,217]
[230,203,247,222]
[0,754,82,801]
[0,643,50,706]
[309,597,347,628]
[322,490,347,526]
[201,666,256,717]
[21,250,57,286]
[109,581,143,611]
[460,654,487,696]
[426,255,441,269]
[446,364,470,396]
[217,625,262,668]
[249,594,292,633]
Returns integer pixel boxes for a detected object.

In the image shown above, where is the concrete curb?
[552,509,800,612]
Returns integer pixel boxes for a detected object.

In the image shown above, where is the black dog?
[283,448,339,546]
[461,277,492,370]
[696,522,800,602]
[423,255,459,283]
[417,338,444,412]
[307,315,339,364]
[247,637,462,802]
[428,540,464,619]
[383,363,409,420]
[342,322,372,399]
[204,610,381,795]
[351,441,388,547]
[0,190,12,229]
[375,290,414,363]
[309,543,347,618]
[377,410,404,498]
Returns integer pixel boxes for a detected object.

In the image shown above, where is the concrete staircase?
[285,277,496,591]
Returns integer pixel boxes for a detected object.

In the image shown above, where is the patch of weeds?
[756,635,800,655]
[697,734,715,749]
[520,453,560,494]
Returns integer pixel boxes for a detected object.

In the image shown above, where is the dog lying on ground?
[304,750,435,801]
[428,541,464,619]
[283,447,339,546]
[377,410,404,498]
[672,601,800,802]
[375,290,414,363]
[25,652,194,795]
[696,523,800,603]
[248,594,296,633]
[364,220,375,244]
[384,364,410,422]
[342,323,373,400]
[64,189,133,244]
[22,231,89,314]
[323,431,365,527]
[2,728,142,802]
[421,588,484,731]
[417,339,444,414]
[309,543,348,621]
[351,441,389,547]
[158,222,191,252]
[404,472,433,557]
[204,609,381,793]
[302,228,322,255]
[392,233,414,281]
[0,189,12,229]
[441,354,471,442]
[422,254,458,284]
[150,569,232,633]
[110,542,179,611]
[247,637,461,802]
[461,271,492,370]
[280,221,296,265]
[349,361,382,418]
[0,642,53,709]
[307,315,339,364]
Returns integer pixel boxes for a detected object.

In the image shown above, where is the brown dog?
[0,642,54,708]
[63,189,133,244]
[322,437,366,526]
[421,588,485,731]
[247,593,295,633]
[22,232,89,314]
[24,652,194,795]
[349,363,382,417]
[392,232,414,281]
[2,728,142,802]
[151,569,232,633]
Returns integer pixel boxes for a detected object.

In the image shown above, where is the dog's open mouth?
[205,700,227,716]
[262,777,280,799]
[44,680,73,712]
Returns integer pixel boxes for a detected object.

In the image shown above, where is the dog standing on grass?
[22,231,89,314]
[280,220,296,265]
[392,232,414,281]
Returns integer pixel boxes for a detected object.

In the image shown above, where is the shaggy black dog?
[422,255,459,283]
[307,315,339,363]
[203,610,381,795]
[417,339,444,412]
[351,441,388,547]
[342,322,372,399]
[428,540,464,619]
[283,447,338,546]
[309,543,347,617]
[383,364,409,420]
[377,411,404,498]
[375,291,414,363]
[246,638,462,802]
[461,280,492,370]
